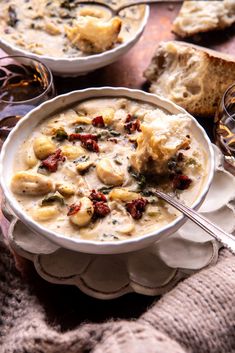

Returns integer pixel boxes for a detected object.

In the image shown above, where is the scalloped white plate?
[0,87,214,255]
[3,145,235,299]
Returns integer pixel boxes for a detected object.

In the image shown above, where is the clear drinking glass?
[214,83,235,171]
[0,55,55,143]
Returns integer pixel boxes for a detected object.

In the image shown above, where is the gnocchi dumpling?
[11,172,54,195]
[24,148,38,168]
[69,197,94,227]
[32,205,59,221]
[72,115,92,125]
[118,217,135,234]
[44,21,61,35]
[109,188,140,202]
[33,136,56,160]
[61,145,86,160]
[96,158,124,186]
[96,107,115,125]
[146,205,161,217]
[56,183,75,197]
[111,203,135,234]
[76,160,93,174]
[21,141,38,168]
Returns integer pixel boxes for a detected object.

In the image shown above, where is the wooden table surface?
[1,3,235,327]
[55,3,235,91]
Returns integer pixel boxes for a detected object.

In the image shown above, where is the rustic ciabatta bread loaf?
[173,0,235,37]
[144,41,235,117]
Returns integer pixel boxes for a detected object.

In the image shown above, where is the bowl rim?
[0,5,150,64]
[0,87,215,254]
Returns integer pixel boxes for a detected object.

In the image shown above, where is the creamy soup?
[0,0,146,56]
[11,97,207,242]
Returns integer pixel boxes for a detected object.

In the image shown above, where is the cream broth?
[11,97,207,242]
[0,0,145,57]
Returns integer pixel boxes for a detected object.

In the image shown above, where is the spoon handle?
[155,190,235,255]
[116,0,183,14]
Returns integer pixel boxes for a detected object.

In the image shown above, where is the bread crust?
[144,41,235,117]
[173,0,235,37]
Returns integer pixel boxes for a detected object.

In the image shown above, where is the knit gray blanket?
[0,237,235,353]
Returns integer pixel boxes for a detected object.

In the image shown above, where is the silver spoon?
[77,0,182,16]
[154,190,235,255]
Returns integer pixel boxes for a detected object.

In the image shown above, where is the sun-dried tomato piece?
[68,133,81,141]
[92,116,105,128]
[67,202,81,216]
[173,174,192,190]
[89,190,107,203]
[125,114,132,123]
[108,138,118,143]
[126,198,148,220]
[68,133,99,152]
[82,139,99,152]
[93,201,110,218]
[124,119,141,134]
[69,133,98,142]
[41,149,65,173]
[135,119,141,132]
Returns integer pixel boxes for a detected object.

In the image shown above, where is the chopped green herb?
[128,166,146,190]
[41,192,65,206]
[7,6,18,27]
[141,189,155,197]
[141,190,160,204]
[147,196,159,204]
[185,158,198,167]
[54,127,68,141]
[97,130,109,140]
[74,155,90,163]
[114,154,122,165]
[75,125,85,133]
[97,128,121,141]
[60,0,76,10]
[110,130,121,137]
[137,175,146,190]
[37,165,49,176]
[98,186,113,194]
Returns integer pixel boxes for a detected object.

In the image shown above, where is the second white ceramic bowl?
[0,87,214,254]
[0,6,149,76]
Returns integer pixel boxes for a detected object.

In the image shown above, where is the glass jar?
[214,83,235,171]
[0,55,55,144]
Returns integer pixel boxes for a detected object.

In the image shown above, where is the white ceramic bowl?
[0,87,214,254]
[0,6,149,76]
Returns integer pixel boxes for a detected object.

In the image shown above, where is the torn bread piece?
[144,41,235,117]
[173,0,235,37]
[65,16,122,54]
[130,110,191,175]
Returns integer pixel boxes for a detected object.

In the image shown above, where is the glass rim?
[222,82,235,117]
[0,55,54,105]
